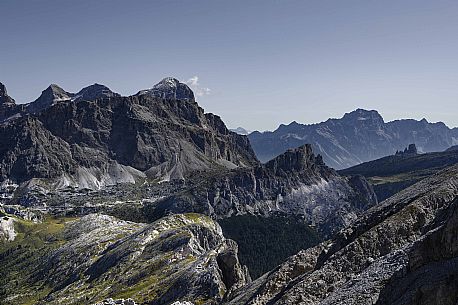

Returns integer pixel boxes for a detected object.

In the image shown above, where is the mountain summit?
[72,83,120,102]
[137,77,195,101]
[249,108,458,169]
[26,84,73,113]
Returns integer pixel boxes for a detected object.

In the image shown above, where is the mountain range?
[248,108,458,169]
[339,143,458,201]
[1,77,457,305]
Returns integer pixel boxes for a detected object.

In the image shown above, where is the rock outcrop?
[0,213,249,305]
[226,164,458,305]
[395,143,418,155]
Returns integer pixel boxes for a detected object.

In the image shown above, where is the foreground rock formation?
[0,213,249,305]
[226,164,458,305]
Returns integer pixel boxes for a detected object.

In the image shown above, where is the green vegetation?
[0,215,75,305]
[219,215,321,279]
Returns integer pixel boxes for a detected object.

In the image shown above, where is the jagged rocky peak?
[396,143,418,155]
[342,108,384,124]
[0,82,16,105]
[27,83,74,113]
[138,77,195,101]
[72,83,120,102]
[265,144,325,174]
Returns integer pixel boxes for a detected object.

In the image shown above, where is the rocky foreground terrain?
[1,157,456,305]
[227,164,458,305]
[0,212,249,305]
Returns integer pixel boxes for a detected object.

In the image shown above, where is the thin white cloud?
[186,76,211,97]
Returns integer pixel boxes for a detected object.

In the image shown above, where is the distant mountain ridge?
[249,108,458,169]
[230,127,251,135]
[339,143,458,201]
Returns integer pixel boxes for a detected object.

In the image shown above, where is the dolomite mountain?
[6,77,449,305]
[0,78,257,188]
[149,144,377,237]
[249,108,458,169]
[0,79,375,237]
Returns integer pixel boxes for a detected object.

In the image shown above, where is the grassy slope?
[339,150,458,201]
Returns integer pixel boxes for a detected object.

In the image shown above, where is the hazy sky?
[1,0,457,131]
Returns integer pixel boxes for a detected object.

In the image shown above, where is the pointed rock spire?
[0,82,16,105]
[26,84,73,113]
[265,144,324,174]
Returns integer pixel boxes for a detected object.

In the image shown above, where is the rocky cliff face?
[0,79,257,187]
[145,145,377,237]
[226,164,458,305]
[0,82,23,122]
[0,213,250,305]
[249,108,458,169]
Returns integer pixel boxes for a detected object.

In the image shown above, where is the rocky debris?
[137,77,195,101]
[249,108,458,169]
[0,78,258,187]
[0,215,16,241]
[0,213,249,305]
[0,204,42,222]
[226,164,458,305]
[94,298,136,305]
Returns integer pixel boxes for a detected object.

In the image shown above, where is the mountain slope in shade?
[227,164,458,305]
[0,82,23,122]
[249,108,458,169]
[339,144,458,201]
[0,79,257,188]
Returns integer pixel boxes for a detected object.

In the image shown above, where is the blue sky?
[1,0,457,130]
